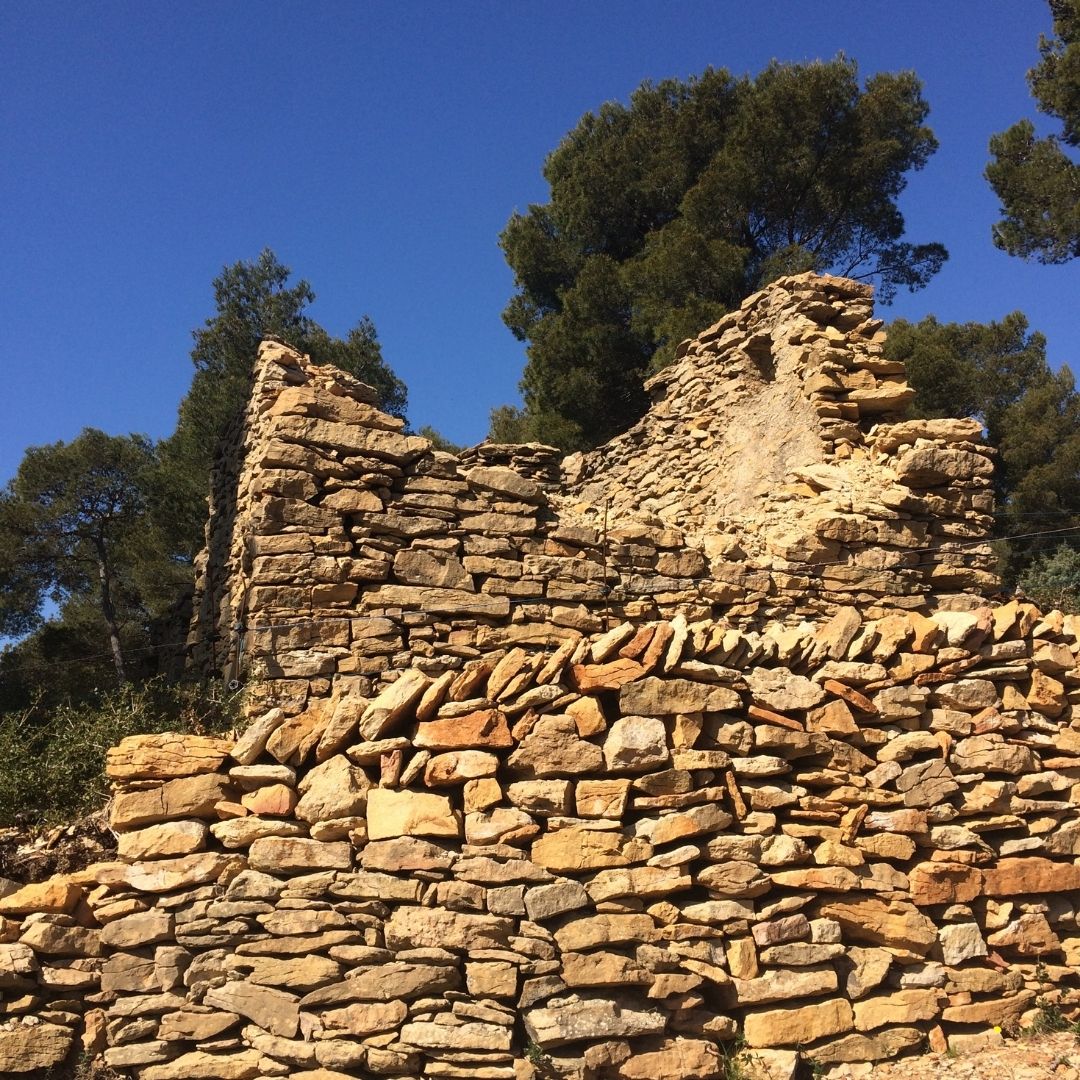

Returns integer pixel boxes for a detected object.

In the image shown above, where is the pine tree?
[498,59,946,449]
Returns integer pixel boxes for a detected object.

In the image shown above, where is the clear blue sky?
[2,0,1077,484]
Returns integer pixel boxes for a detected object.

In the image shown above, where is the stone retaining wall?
[3,599,1080,1078]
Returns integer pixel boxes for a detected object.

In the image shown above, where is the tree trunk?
[94,540,127,682]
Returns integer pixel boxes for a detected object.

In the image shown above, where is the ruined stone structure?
[3,274,1080,1079]
[189,272,997,714]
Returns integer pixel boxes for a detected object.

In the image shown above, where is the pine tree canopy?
[497,58,947,449]
[987,0,1080,262]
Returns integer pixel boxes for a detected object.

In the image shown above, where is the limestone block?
[852,988,943,1030]
[603,715,670,772]
[359,668,431,741]
[203,980,300,1038]
[0,878,82,916]
[585,865,691,902]
[155,945,191,991]
[464,465,544,503]
[844,947,892,1000]
[363,583,511,618]
[117,820,209,860]
[746,667,826,711]
[909,862,983,906]
[140,1049,272,1080]
[1028,668,1069,716]
[233,782,292,817]
[758,943,844,966]
[987,912,1062,954]
[111,773,233,828]
[554,914,657,952]
[806,1026,922,1064]
[102,1041,171,1067]
[466,960,518,998]
[566,694,608,735]
[424,749,500,786]
[575,778,629,818]
[231,708,286,765]
[507,779,572,816]
[393,549,474,590]
[0,942,38,987]
[734,966,837,1006]
[0,1022,74,1072]
[233,954,343,992]
[933,678,999,711]
[572,658,648,691]
[157,1009,241,1041]
[211,817,307,848]
[531,827,647,873]
[735,1048,799,1080]
[752,915,810,948]
[310,961,458,1003]
[507,714,604,777]
[696,861,771,897]
[92,852,243,892]
[947,1029,1004,1056]
[524,880,590,922]
[894,446,992,486]
[100,951,158,992]
[616,1037,723,1080]
[266,707,331,765]
[361,836,455,872]
[525,998,666,1048]
[982,857,1080,896]
[818,898,938,956]
[619,677,741,714]
[400,1020,513,1051]
[384,906,513,951]
[941,989,1036,1025]
[366,787,461,840]
[247,837,352,873]
[295,754,370,822]
[743,998,854,1048]
[101,911,175,949]
[637,803,732,846]
[270,414,427,461]
[465,807,536,845]
[322,487,383,512]
[106,733,232,780]
[331,870,423,903]
[414,708,513,749]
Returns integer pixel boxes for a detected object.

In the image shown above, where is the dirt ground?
[821,1032,1080,1080]
[0,810,115,884]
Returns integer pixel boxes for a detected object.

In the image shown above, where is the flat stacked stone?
[3,598,1080,1077]
[187,274,998,720]
[7,273,1069,1077]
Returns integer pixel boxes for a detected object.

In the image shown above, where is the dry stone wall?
[3,273,1078,1079]
[188,273,997,720]
[3,601,1080,1079]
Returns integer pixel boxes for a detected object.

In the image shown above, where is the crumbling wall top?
[188,273,998,707]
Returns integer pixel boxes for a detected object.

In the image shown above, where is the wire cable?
[3,522,1078,673]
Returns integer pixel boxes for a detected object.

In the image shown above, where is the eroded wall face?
[3,601,1080,1078]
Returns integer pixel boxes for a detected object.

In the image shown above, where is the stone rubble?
[2,273,1077,1078]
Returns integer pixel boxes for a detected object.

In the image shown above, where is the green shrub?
[1019,543,1080,614]
[0,679,239,828]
